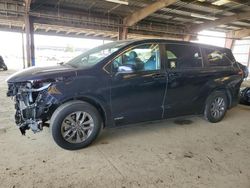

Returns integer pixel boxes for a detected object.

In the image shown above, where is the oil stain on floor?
[174,119,193,125]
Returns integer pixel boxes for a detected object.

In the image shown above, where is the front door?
[110,43,167,124]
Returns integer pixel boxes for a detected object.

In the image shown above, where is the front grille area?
[6,83,17,97]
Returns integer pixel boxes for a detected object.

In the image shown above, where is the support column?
[118,27,128,40]
[21,32,26,69]
[183,35,191,41]
[183,34,198,42]
[25,14,35,67]
[247,46,250,69]
[225,33,235,49]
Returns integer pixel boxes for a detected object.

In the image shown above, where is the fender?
[57,94,113,127]
[201,76,241,109]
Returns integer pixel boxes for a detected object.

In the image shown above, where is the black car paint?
[6,39,243,131]
[7,65,78,82]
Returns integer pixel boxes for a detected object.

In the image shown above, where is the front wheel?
[204,91,228,123]
[50,101,102,150]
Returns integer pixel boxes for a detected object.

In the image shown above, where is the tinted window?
[165,44,202,69]
[222,49,235,63]
[113,43,160,73]
[203,48,232,67]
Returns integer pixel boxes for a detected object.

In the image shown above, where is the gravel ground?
[0,70,250,188]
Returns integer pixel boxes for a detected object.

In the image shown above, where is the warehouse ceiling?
[0,0,250,40]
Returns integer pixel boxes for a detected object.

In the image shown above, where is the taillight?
[238,69,244,77]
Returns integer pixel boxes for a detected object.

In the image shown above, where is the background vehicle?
[6,39,243,150]
[0,55,7,71]
[240,87,250,105]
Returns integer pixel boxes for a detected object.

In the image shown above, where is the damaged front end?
[7,81,58,135]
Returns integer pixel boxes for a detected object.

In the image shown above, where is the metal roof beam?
[231,28,250,38]
[24,0,31,12]
[123,0,177,27]
[190,11,250,33]
[180,0,248,14]
[229,0,249,5]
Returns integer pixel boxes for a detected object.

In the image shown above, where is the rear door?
[163,43,209,117]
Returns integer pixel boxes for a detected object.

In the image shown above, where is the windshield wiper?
[58,62,64,65]
[58,62,77,68]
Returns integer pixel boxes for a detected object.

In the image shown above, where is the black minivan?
[7,39,244,150]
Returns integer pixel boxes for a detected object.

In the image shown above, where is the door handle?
[152,73,165,79]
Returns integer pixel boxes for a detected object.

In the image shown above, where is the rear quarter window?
[203,47,234,67]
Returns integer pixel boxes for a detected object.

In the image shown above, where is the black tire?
[204,91,228,123]
[50,100,102,150]
[3,66,7,71]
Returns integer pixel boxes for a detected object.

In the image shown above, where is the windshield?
[66,41,131,68]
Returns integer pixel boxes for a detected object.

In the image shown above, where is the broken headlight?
[7,80,58,135]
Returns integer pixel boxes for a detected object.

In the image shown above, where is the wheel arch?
[205,87,232,109]
[77,96,108,127]
[58,96,112,128]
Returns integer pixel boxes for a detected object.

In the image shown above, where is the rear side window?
[203,48,233,67]
[165,44,202,70]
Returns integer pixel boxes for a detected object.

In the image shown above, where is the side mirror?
[114,65,135,79]
[117,66,134,73]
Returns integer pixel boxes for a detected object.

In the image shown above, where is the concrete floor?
[0,70,250,188]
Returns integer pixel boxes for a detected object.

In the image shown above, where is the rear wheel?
[50,100,102,150]
[204,91,228,123]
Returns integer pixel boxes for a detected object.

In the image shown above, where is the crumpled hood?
[6,65,78,83]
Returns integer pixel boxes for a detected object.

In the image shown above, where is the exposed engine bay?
[7,81,58,135]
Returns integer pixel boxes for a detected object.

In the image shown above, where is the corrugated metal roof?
[1,0,250,39]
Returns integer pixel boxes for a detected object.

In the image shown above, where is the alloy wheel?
[210,97,226,119]
[61,111,94,144]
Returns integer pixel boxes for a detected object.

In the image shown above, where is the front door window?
[113,43,160,73]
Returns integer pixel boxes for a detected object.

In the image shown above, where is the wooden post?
[118,27,128,40]
[21,32,26,69]
[25,14,35,67]
[225,33,235,49]
[183,35,191,41]
[247,46,250,70]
